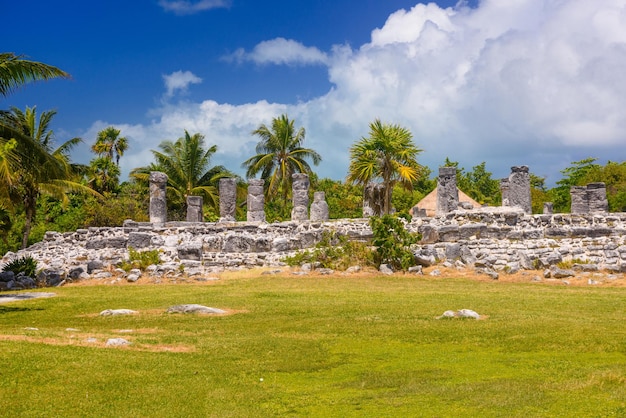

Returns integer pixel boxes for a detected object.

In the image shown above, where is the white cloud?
[224,38,329,66]
[162,70,202,98]
[94,0,626,186]
[158,0,230,15]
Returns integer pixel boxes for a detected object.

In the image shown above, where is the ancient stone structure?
[363,183,384,217]
[291,173,310,221]
[587,183,609,213]
[246,179,266,222]
[186,196,203,222]
[6,210,626,286]
[543,202,553,215]
[219,178,237,222]
[504,166,531,214]
[436,167,458,216]
[310,191,329,221]
[571,183,608,214]
[149,171,168,225]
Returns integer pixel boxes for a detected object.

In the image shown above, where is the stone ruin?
[501,166,531,214]
[291,173,310,221]
[246,179,265,222]
[363,183,385,217]
[436,167,459,216]
[149,171,168,226]
[571,183,608,214]
[219,178,237,222]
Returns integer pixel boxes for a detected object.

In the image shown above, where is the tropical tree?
[242,114,322,204]
[130,130,233,218]
[0,106,97,248]
[87,156,121,194]
[0,52,69,98]
[347,119,423,215]
[91,126,128,166]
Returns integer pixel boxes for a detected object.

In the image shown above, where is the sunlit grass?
[0,275,624,417]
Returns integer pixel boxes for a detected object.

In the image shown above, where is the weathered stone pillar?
[149,171,168,225]
[436,167,458,216]
[543,202,553,214]
[291,173,309,221]
[507,166,531,214]
[570,186,589,214]
[310,191,329,221]
[587,182,608,213]
[500,178,510,206]
[219,178,237,222]
[186,196,203,222]
[363,182,384,217]
[247,179,266,222]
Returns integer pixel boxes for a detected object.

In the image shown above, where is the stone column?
[291,173,310,221]
[186,196,203,222]
[543,202,553,214]
[247,179,266,222]
[219,178,237,222]
[587,182,608,213]
[508,166,531,214]
[363,182,384,217]
[310,191,329,221]
[500,178,510,206]
[570,186,589,214]
[436,167,458,216]
[149,171,168,225]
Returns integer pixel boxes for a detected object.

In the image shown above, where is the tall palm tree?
[0,106,98,248]
[347,119,423,215]
[91,126,128,166]
[0,52,69,98]
[242,114,321,203]
[130,130,232,215]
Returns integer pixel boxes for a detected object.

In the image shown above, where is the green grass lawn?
[0,275,624,417]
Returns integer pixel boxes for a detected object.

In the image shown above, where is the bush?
[370,214,419,271]
[2,255,38,277]
[284,230,373,270]
[120,248,161,271]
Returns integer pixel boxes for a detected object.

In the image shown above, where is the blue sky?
[3,0,625,186]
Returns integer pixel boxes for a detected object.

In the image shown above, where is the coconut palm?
[91,126,128,167]
[130,130,233,216]
[347,119,423,215]
[0,106,97,248]
[242,114,321,203]
[0,52,69,98]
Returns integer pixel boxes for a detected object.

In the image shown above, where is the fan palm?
[91,126,128,166]
[130,130,232,216]
[0,106,98,248]
[347,119,423,215]
[242,114,321,203]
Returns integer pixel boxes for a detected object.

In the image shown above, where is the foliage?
[120,247,161,271]
[347,119,423,215]
[283,230,373,270]
[550,158,600,213]
[370,214,419,270]
[131,130,234,218]
[391,184,426,217]
[91,126,128,167]
[0,52,69,98]
[1,255,38,277]
[243,114,321,204]
[579,160,626,212]
[530,173,551,214]
[313,177,363,219]
[0,106,98,249]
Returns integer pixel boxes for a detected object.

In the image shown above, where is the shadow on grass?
[0,306,44,314]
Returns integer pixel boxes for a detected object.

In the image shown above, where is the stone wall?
[3,209,626,283]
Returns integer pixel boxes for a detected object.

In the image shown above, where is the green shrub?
[120,247,161,271]
[370,214,419,271]
[284,230,373,270]
[1,255,38,277]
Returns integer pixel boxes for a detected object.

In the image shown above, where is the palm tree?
[0,52,69,98]
[347,119,423,215]
[242,114,322,203]
[91,126,128,166]
[0,106,98,248]
[130,130,232,217]
[87,156,121,194]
